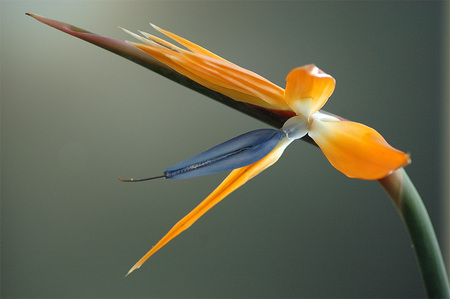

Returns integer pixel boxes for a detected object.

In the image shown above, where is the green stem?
[379,169,450,298]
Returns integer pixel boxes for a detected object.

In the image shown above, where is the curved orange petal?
[126,138,292,276]
[309,119,410,180]
[284,64,335,117]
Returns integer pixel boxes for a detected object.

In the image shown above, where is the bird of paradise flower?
[110,25,410,275]
[26,15,450,298]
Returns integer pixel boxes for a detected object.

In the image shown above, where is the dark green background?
[2,1,449,297]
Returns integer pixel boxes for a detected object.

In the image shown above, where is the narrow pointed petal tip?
[116,26,140,39]
[125,264,140,277]
[310,119,410,180]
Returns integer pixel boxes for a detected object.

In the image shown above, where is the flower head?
[24,14,411,274]
[118,25,410,275]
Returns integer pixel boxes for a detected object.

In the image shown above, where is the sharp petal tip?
[118,26,136,36]
[125,269,133,277]
[149,23,161,31]
[125,263,142,277]
[119,28,154,45]
[137,30,150,37]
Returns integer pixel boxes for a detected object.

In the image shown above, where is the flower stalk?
[379,169,450,298]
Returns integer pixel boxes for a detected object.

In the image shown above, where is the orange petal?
[128,42,289,110]
[126,138,292,276]
[150,24,229,62]
[180,51,290,109]
[284,64,335,116]
[309,119,410,180]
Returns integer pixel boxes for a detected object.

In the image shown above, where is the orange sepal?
[309,119,410,180]
[132,42,288,110]
[126,139,291,276]
[284,64,335,116]
[130,43,289,110]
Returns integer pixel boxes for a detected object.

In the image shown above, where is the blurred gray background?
[2,1,449,297]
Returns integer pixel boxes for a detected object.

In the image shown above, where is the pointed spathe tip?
[25,12,42,20]
[25,13,49,22]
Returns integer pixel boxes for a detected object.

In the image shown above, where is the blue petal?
[165,129,283,179]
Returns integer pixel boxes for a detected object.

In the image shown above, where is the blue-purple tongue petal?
[165,129,283,179]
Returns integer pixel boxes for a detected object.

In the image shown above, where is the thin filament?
[118,175,166,182]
